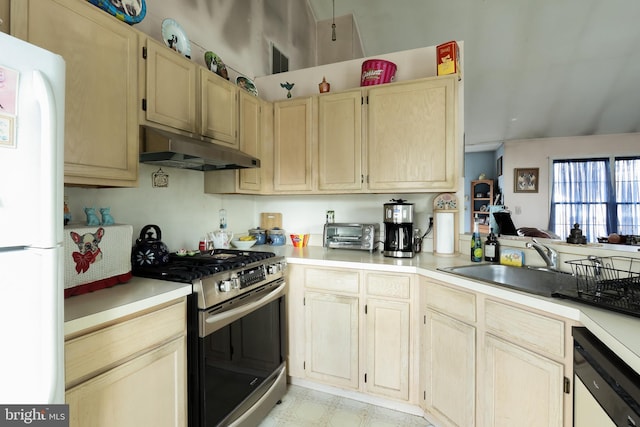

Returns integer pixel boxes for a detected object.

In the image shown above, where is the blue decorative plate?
[161,18,192,59]
[87,0,146,25]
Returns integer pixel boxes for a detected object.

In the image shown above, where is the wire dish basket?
[562,256,640,316]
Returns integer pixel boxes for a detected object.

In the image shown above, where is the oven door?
[196,279,286,427]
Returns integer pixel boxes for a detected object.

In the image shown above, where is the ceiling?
[307,0,640,151]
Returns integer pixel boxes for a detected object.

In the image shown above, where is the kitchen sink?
[438,264,575,297]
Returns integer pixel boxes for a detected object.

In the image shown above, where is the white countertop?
[64,245,640,375]
[64,277,192,337]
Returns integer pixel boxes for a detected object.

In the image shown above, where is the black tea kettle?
[132,224,170,269]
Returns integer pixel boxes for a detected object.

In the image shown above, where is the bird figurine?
[280,82,295,98]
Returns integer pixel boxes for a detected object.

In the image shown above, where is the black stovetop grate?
[553,256,640,318]
[133,249,276,282]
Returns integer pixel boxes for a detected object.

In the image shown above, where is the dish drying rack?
[554,256,640,318]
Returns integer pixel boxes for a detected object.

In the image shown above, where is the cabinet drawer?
[65,298,186,387]
[484,299,565,358]
[365,272,411,299]
[304,267,360,293]
[423,279,476,323]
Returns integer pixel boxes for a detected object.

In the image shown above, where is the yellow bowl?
[290,234,309,248]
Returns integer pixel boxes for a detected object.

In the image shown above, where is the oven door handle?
[205,281,285,325]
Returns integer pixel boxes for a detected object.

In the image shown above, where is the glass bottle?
[484,228,499,263]
[219,208,227,229]
[471,217,483,262]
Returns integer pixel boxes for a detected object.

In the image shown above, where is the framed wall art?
[514,168,539,193]
[497,156,503,176]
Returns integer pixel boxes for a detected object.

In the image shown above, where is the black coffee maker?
[383,199,414,258]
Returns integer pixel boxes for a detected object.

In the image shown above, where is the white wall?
[134,0,316,79]
[503,132,640,231]
[65,165,437,251]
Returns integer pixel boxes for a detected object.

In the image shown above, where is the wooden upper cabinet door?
[12,0,139,186]
[317,90,363,192]
[273,97,314,192]
[200,69,238,146]
[238,91,261,191]
[367,76,457,191]
[144,37,197,133]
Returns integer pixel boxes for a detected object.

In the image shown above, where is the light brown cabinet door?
[304,291,359,389]
[365,298,410,400]
[273,97,314,192]
[317,90,363,191]
[238,91,261,191]
[12,0,139,186]
[367,76,457,191]
[423,309,476,427]
[200,69,238,145]
[66,336,187,427]
[144,38,197,133]
[482,334,564,427]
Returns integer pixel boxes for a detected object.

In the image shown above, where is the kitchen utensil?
[209,229,234,249]
[260,213,283,230]
[132,224,170,268]
[231,239,257,249]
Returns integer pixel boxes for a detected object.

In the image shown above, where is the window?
[549,157,640,242]
[272,45,289,74]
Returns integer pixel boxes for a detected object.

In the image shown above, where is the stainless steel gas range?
[134,249,288,427]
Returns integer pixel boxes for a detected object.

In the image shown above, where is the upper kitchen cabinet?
[273,97,315,192]
[141,37,197,134]
[367,75,458,192]
[317,90,363,192]
[200,68,238,147]
[11,0,139,187]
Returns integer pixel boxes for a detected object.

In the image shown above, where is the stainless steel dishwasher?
[573,327,640,426]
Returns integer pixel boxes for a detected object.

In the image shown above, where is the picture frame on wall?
[514,168,539,193]
[497,156,503,176]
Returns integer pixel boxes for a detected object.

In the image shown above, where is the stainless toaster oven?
[323,223,380,252]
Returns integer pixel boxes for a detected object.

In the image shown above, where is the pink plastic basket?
[360,59,397,86]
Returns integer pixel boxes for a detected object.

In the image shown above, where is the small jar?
[267,228,286,246]
[249,228,267,245]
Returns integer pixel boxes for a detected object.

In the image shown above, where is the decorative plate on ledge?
[87,0,146,25]
[204,51,229,80]
[236,76,258,96]
[161,18,191,59]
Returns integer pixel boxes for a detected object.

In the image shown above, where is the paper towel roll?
[435,212,455,254]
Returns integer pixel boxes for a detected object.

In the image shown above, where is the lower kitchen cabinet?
[421,278,476,427]
[287,265,416,403]
[305,291,359,389]
[420,278,575,427]
[64,298,187,427]
[482,334,563,427]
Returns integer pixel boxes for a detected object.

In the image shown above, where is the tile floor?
[258,385,433,427]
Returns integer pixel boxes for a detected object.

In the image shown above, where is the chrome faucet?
[525,238,559,270]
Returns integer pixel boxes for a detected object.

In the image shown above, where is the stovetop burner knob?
[219,280,233,292]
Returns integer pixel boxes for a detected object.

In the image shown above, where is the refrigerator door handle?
[32,70,59,247]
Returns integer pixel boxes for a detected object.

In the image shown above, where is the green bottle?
[471,218,483,262]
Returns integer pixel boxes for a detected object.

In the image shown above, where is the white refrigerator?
[0,32,66,404]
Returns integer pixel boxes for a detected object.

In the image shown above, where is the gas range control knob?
[218,280,233,292]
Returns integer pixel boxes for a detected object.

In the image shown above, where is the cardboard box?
[64,224,133,297]
[436,41,461,78]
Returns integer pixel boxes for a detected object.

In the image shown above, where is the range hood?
[139,126,260,171]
